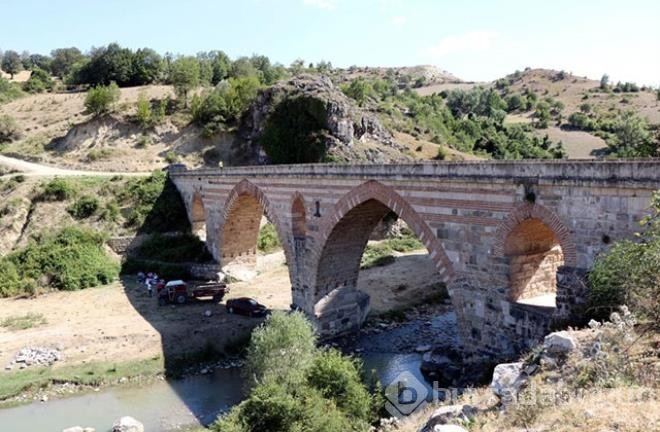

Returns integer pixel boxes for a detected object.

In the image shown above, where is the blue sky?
[2,0,658,85]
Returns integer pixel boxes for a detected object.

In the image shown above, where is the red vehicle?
[157,280,229,305]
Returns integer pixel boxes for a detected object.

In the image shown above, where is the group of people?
[137,271,165,297]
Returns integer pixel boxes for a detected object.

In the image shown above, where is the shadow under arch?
[311,180,455,336]
[218,179,294,284]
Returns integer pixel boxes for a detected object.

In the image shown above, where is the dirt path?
[0,250,441,370]
[0,155,150,177]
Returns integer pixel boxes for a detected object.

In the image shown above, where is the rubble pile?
[6,346,62,370]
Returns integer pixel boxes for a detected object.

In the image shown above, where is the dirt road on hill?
[0,155,150,177]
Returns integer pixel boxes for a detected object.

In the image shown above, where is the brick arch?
[220,179,294,275]
[493,202,577,267]
[291,192,307,239]
[313,180,455,303]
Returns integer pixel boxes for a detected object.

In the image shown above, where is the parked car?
[225,297,268,317]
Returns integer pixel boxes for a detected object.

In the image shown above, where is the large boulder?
[543,331,577,355]
[112,416,144,432]
[490,362,527,400]
[238,74,408,164]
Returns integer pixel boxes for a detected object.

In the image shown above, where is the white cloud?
[302,0,337,10]
[391,15,407,27]
[427,31,497,57]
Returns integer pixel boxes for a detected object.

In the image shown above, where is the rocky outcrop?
[543,330,577,354]
[239,74,409,164]
[418,405,475,432]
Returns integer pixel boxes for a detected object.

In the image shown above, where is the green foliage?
[2,50,23,79]
[588,192,660,322]
[39,178,76,201]
[117,171,190,233]
[213,312,375,432]
[607,111,655,157]
[260,95,329,163]
[341,78,374,106]
[135,92,153,127]
[164,151,178,163]
[0,114,21,143]
[67,195,100,219]
[23,68,54,93]
[120,258,191,280]
[600,74,609,90]
[191,75,261,132]
[169,56,200,106]
[84,82,120,116]
[307,349,374,422]
[361,243,395,269]
[245,311,317,387]
[133,233,212,263]
[0,227,118,296]
[50,47,83,78]
[257,222,281,254]
[0,76,24,104]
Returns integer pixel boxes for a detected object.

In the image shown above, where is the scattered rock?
[40,394,48,402]
[112,416,144,432]
[416,344,432,352]
[204,310,212,317]
[490,362,527,399]
[418,404,476,432]
[13,346,62,367]
[543,331,577,354]
[431,426,468,432]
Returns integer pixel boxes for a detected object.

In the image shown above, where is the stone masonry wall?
[509,245,564,300]
[170,160,660,357]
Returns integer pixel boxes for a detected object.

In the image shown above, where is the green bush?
[67,195,100,219]
[120,257,191,280]
[0,114,21,143]
[257,222,281,254]
[23,68,54,94]
[84,82,120,116]
[135,92,152,127]
[0,76,23,104]
[213,312,375,432]
[39,178,76,201]
[245,311,317,388]
[0,227,118,296]
[588,192,660,323]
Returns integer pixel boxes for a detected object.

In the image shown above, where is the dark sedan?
[225,297,269,317]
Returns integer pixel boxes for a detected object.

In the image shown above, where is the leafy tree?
[131,48,163,85]
[315,60,332,72]
[209,50,231,84]
[67,195,100,219]
[169,56,200,107]
[609,111,655,156]
[229,56,260,80]
[23,68,54,93]
[50,47,84,78]
[1,50,23,79]
[290,58,305,76]
[80,43,134,86]
[600,74,609,90]
[84,82,120,116]
[24,54,52,73]
[341,78,373,106]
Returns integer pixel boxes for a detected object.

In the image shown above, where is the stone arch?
[219,180,293,281]
[190,192,206,241]
[291,192,307,239]
[313,180,455,304]
[493,202,577,266]
[494,202,576,304]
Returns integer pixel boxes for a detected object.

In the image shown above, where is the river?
[0,309,458,431]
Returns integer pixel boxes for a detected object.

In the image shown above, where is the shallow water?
[0,367,244,432]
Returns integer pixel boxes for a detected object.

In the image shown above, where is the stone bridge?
[169,160,660,358]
